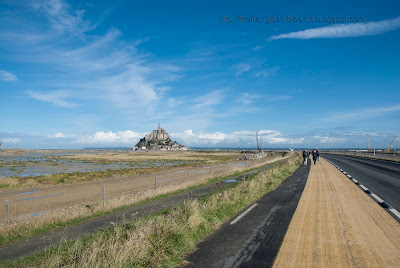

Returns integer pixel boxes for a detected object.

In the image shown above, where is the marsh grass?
[4,155,301,267]
[0,158,267,246]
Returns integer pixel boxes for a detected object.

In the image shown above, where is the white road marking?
[370,193,385,204]
[351,179,359,184]
[230,203,258,225]
[359,184,369,192]
[388,208,400,219]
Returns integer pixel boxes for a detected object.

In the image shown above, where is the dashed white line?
[388,208,400,219]
[230,203,258,225]
[359,185,369,192]
[370,193,385,204]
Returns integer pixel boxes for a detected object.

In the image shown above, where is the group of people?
[302,149,319,165]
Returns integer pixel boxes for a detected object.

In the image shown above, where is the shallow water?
[0,153,192,178]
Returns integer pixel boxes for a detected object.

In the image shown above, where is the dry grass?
[0,153,290,246]
[4,154,301,267]
[58,150,243,163]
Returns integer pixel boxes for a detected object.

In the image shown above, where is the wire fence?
[324,151,400,162]
[0,153,288,229]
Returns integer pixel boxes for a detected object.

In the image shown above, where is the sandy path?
[273,158,400,267]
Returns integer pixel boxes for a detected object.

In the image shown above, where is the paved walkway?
[273,158,400,267]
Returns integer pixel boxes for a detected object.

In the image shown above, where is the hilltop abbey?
[133,124,188,151]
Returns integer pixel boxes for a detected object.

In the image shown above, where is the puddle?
[224,179,238,183]
[15,191,40,196]
[15,192,64,202]
[28,211,47,218]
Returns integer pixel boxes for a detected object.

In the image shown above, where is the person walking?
[316,150,320,161]
[312,149,317,165]
[303,150,308,165]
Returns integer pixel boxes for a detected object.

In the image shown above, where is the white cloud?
[2,138,22,143]
[269,16,400,40]
[0,70,17,81]
[312,135,346,144]
[235,63,251,75]
[171,129,304,147]
[76,130,143,144]
[27,90,78,108]
[48,132,75,138]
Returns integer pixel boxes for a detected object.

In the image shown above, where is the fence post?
[5,200,9,227]
[155,176,157,190]
[102,185,106,207]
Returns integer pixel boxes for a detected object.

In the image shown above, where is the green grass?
[2,155,300,267]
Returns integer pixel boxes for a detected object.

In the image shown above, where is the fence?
[0,153,289,229]
[323,150,400,162]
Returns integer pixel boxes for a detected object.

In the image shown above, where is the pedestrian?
[312,150,317,164]
[303,150,308,165]
[316,150,320,161]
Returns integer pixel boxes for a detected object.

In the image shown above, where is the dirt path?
[273,158,400,267]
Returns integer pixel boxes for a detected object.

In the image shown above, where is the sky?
[1,0,399,149]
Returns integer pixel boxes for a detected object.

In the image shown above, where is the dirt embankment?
[273,158,400,267]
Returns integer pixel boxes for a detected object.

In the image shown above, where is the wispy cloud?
[2,1,179,118]
[267,95,292,102]
[252,45,264,51]
[36,0,96,39]
[312,135,346,144]
[235,63,251,75]
[0,70,17,81]
[256,66,280,77]
[324,104,400,122]
[27,90,78,108]
[268,16,400,40]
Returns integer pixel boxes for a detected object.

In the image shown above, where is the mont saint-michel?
[133,124,188,151]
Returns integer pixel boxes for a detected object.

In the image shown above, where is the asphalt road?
[321,154,400,212]
[184,162,310,267]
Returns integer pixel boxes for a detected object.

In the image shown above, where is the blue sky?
[1,0,399,149]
